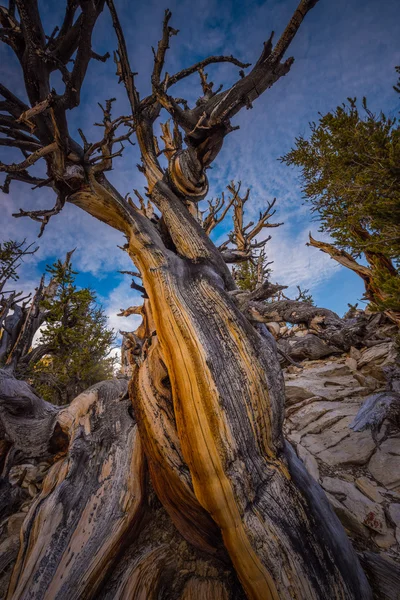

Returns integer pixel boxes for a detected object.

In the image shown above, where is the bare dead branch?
[0,141,57,173]
[107,0,139,113]
[14,0,46,50]
[151,9,178,89]
[12,192,66,237]
[166,55,251,88]
[0,5,24,56]
[17,95,54,130]
[202,191,236,235]
[0,83,29,119]
[0,170,48,194]
[119,270,142,278]
[91,50,110,63]
[117,306,143,317]
[62,2,106,109]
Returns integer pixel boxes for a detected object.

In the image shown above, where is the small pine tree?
[293,285,314,305]
[29,258,116,405]
[233,249,272,292]
[281,82,400,312]
[234,260,259,292]
[0,239,38,293]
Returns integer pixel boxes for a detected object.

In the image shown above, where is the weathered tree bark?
[307,234,400,325]
[0,0,375,598]
[0,369,244,599]
[0,251,73,374]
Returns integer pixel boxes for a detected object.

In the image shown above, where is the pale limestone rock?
[301,417,352,455]
[287,400,344,430]
[373,530,397,549]
[358,342,393,368]
[358,342,397,380]
[322,477,387,534]
[368,437,400,491]
[317,430,376,467]
[345,357,358,372]
[302,415,375,466]
[355,477,384,503]
[349,346,361,361]
[298,404,360,436]
[285,384,315,405]
[324,491,370,539]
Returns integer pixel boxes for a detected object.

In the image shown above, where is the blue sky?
[1,0,399,335]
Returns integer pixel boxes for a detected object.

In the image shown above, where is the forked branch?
[13,193,66,237]
[218,182,283,263]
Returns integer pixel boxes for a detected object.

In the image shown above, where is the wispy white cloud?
[1,0,398,318]
[101,279,143,337]
[267,227,340,294]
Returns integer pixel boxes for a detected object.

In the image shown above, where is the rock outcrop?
[285,339,400,598]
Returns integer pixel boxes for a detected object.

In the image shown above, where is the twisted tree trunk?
[0,0,375,597]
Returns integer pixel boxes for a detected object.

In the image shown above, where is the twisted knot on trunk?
[168,150,209,201]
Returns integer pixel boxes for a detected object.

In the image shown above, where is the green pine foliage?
[281,98,400,262]
[29,258,116,405]
[233,251,272,293]
[281,73,400,312]
[234,260,259,292]
[293,285,314,305]
[0,239,37,292]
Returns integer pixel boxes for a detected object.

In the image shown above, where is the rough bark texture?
[0,0,379,598]
[307,235,400,325]
[0,370,245,599]
[0,251,73,374]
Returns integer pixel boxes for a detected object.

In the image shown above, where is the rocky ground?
[1,322,399,598]
[285,339,400,598]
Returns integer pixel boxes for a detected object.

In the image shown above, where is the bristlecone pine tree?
[281,85,400,321]
[0,239,56,372]
[27,257,115,405]
[0,1,374,598]
[0,244,114,398]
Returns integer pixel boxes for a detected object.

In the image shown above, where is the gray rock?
[345,357,358,372]
[297,404,360,436]
[302,417,353,455]
[302,416,376,467]
[285,383,315,405]
[373,530,397,549]
[388,504,400,529]
[355,477,384,503]
[368,437,400,491]
[350,346,361,361]
[317,430,376,467]
[322,477,387,534]
[285,372,361,405]
[358,343,398,380]
[324,491,370,539]
[358,343,394,368]
[353,372,382,392]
